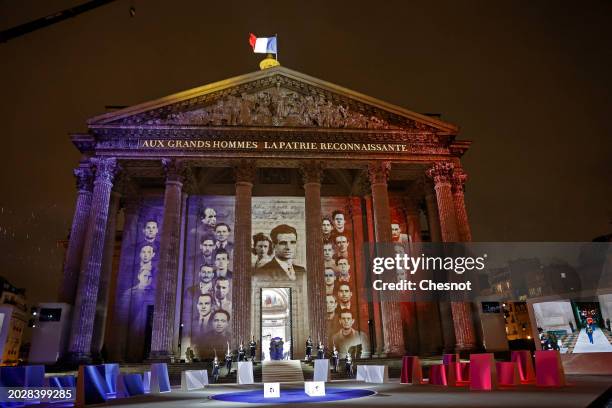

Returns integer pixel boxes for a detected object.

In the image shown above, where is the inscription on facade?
[139,139,408,153]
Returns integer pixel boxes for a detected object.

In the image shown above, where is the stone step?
[262,360,304,383]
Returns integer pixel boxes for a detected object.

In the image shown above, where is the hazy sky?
[0,0,610,306]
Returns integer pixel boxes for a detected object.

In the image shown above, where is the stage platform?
[59,376,611,408]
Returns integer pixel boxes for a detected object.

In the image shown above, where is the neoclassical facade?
[59,66,476,362]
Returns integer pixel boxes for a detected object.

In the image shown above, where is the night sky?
[1,0,611,307]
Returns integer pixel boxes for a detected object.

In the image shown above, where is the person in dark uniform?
[305,336,313,361]
[345,352,353,377]
[249,336,257,361]
[224,344,233,376]
[238,342,246,362]
[331,345,339,373]
[317,341,325,359]
[212,356,220,383]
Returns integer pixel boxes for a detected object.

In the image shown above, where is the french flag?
[249,33,277,54]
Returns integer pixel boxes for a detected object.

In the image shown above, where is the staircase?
[262,360,304,383]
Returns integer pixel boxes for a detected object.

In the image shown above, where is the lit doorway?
[261,288,292,361]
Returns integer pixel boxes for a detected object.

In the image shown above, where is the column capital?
[73,165,94,192]
[451,167,468,194]
[367,161,391,186]
[161,158,189,184]
[426,161,454,185]
[91,157,118,184]
[234,159,257,184]
[299,160,325,185]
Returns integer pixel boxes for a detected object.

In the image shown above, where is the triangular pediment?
[88,66,457,134]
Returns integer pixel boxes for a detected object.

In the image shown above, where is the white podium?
[181,370,209,391]
[264,382,280,398]
[305,381,325,396]
[313,359,329,382]
[237,361,254,384]
[356,365,388,383]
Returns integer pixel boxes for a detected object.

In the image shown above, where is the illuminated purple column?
[368,161,405,356]
[149,159,186,361]
[232,160,256,347]
[67,157,117,362]
[91,189,121,357]
[58,164,93,304]
[108,190,141,362]
[300,161,328,345]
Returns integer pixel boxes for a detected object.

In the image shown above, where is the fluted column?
[368,161,404,356]
[58,164,94,304]
[91,189,121,357]
[300,161,327,344]
[108,191,141,362]
[427,161,475,352]
[452,167,472,242]
[364,193,385,357]
[149,159,186,361]
[67,157,117,362]
[232,160,256,347]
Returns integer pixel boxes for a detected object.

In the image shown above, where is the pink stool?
[469,353,498,391]
[401,356,423,384]
[443,353,460,365]
[511,350,535,383]
[457,362,470,383]
[428,364,448,385]
[496,362,520,386]
[535,350,566,387]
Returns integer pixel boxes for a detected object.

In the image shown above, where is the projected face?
[137,268,153,287]
[139,245,155,263]
[394,244,406,255]
[324,268,336,285]
[255,240,270,257]
[212,312,229,334]
[323,243,334,261]
[326,295,337,313]
[199,265,215,284]
[202,208,217,227]
[197,295,212,317]
[391,223,401,239]
[337,258,350,273]
[215,253,228,272]
[335,235,349,253]
[338,284,352,304]
[322,219,333,235]
[333,213,345,231]
[200,239,215,256]
[215,279,230,299]
[339,312,354,330]
[397,269,408,281]
[143,221,158,241]
[274,233,297,261]
[215,225,229,243]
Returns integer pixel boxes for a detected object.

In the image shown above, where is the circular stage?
[211,387,375,404]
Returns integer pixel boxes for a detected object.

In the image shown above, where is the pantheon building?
[59,64,476,363]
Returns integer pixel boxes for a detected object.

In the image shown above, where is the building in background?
[0,277,28,365]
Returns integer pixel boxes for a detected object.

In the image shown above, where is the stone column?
[426,161,475,352]
[300,161,328,344]
[149,159,186,361]
[108,191,141,362]
[364,193,385,357]
[368,161,405,356]
[403,196,422,243]
[67,157,117,362]
[90,189,121,357]
[452,167,472,242]
[232,160,256,347]
[58,164,94,304]
[424,185,442,243]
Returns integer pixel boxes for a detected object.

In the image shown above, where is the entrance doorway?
[261,288,292,361]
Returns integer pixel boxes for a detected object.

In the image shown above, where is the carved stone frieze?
[107,75,437,133]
